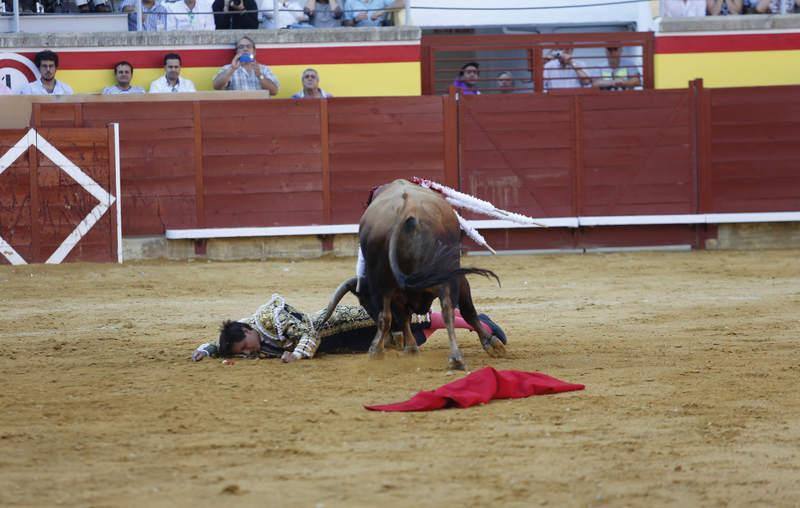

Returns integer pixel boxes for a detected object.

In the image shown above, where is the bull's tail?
[388,192,414,288]
[405,265,500,290]
[317,277,358,327]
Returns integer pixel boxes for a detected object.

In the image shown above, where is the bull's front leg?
[368,294,393,359]
[457,277,506,358]
[440,284,466,371]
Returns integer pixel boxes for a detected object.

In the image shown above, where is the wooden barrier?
[26,82,800,254]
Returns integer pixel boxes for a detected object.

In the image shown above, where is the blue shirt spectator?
[303,0,343,27]
[120,0,167,31]
[343,0,393,27]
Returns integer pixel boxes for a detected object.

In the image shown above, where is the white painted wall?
[407,0,657,32]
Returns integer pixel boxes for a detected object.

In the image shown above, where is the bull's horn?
[318,277,358,326]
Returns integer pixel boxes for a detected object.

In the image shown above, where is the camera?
[239,53,254,63]
[229,0,241,6]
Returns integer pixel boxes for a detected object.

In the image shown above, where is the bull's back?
[360,179,459,242]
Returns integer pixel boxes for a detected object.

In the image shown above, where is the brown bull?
[324,179,506,370]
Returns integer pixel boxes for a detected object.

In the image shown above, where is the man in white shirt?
[661,0,706,16]
[19,50,74,96]
[149,53,197,93]
[166,0,215,30]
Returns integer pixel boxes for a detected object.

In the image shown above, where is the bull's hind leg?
[440,284,466,370]
[401,318,419,355]
[457,277,506,358]
[369,294,393,359]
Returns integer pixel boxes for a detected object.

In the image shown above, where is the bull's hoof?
[403,345,420,355]
[448,356,467,371]
[385,333,402,351]
[368,348,385,360]
[484,337,507,358]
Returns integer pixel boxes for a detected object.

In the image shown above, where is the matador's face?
[232,328,261,356]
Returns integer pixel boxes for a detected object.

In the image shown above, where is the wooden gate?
[0,126,120,264]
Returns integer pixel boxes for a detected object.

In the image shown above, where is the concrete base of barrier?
[707,223,800,250]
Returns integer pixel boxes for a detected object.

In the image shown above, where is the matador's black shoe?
[478,314,507,344]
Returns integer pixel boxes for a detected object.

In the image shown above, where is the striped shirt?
[214,63,279,92]
[120,0,168,31]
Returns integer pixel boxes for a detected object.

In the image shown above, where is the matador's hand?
[281,351,301,363]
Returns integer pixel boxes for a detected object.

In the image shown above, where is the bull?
[323,179,506,370]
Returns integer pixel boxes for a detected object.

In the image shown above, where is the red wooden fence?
[23,82,800,252]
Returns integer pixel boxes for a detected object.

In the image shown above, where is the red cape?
[365,366,584,412]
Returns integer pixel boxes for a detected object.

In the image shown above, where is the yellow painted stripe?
[655,50,800,89]
[56,62,421,97]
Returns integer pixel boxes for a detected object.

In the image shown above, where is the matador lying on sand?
[192,294,505,363]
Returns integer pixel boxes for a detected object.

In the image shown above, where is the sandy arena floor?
[1,250,799,507]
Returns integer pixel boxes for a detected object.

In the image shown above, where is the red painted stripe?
[656,32,800,54]
[16,44,420,70]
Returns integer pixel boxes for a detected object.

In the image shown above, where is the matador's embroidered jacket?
[194,294,430,360]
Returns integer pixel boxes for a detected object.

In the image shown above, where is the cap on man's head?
[460,61,480,75]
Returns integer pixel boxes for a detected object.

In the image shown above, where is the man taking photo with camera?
[543,47,591,91]
[212,36,280,95]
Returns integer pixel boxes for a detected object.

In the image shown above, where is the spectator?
[102,61,146,95]
[76,0,111,12]
[213,0,259,29]
[303,0,343,27]
[291,68,332,98]
[753,0,800,12]
[19,50,73,96]
[212,36,279,95]
[120,0,167,31]
[593,47,642,91]
[495,71,515,94]
[707,0,743,14]
[661,0,706,16]
[343,0,401,26]
[149,53,196,93]
[452,62,481,95]
[543,48,591,90]
[261,0,309,28]
[1,0,29,12]
[165,0,215,30]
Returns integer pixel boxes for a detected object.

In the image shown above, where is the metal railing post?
[13,0,20,32]
[137,0,143,31]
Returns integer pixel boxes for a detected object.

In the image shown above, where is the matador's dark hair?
[218,320,252,357]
